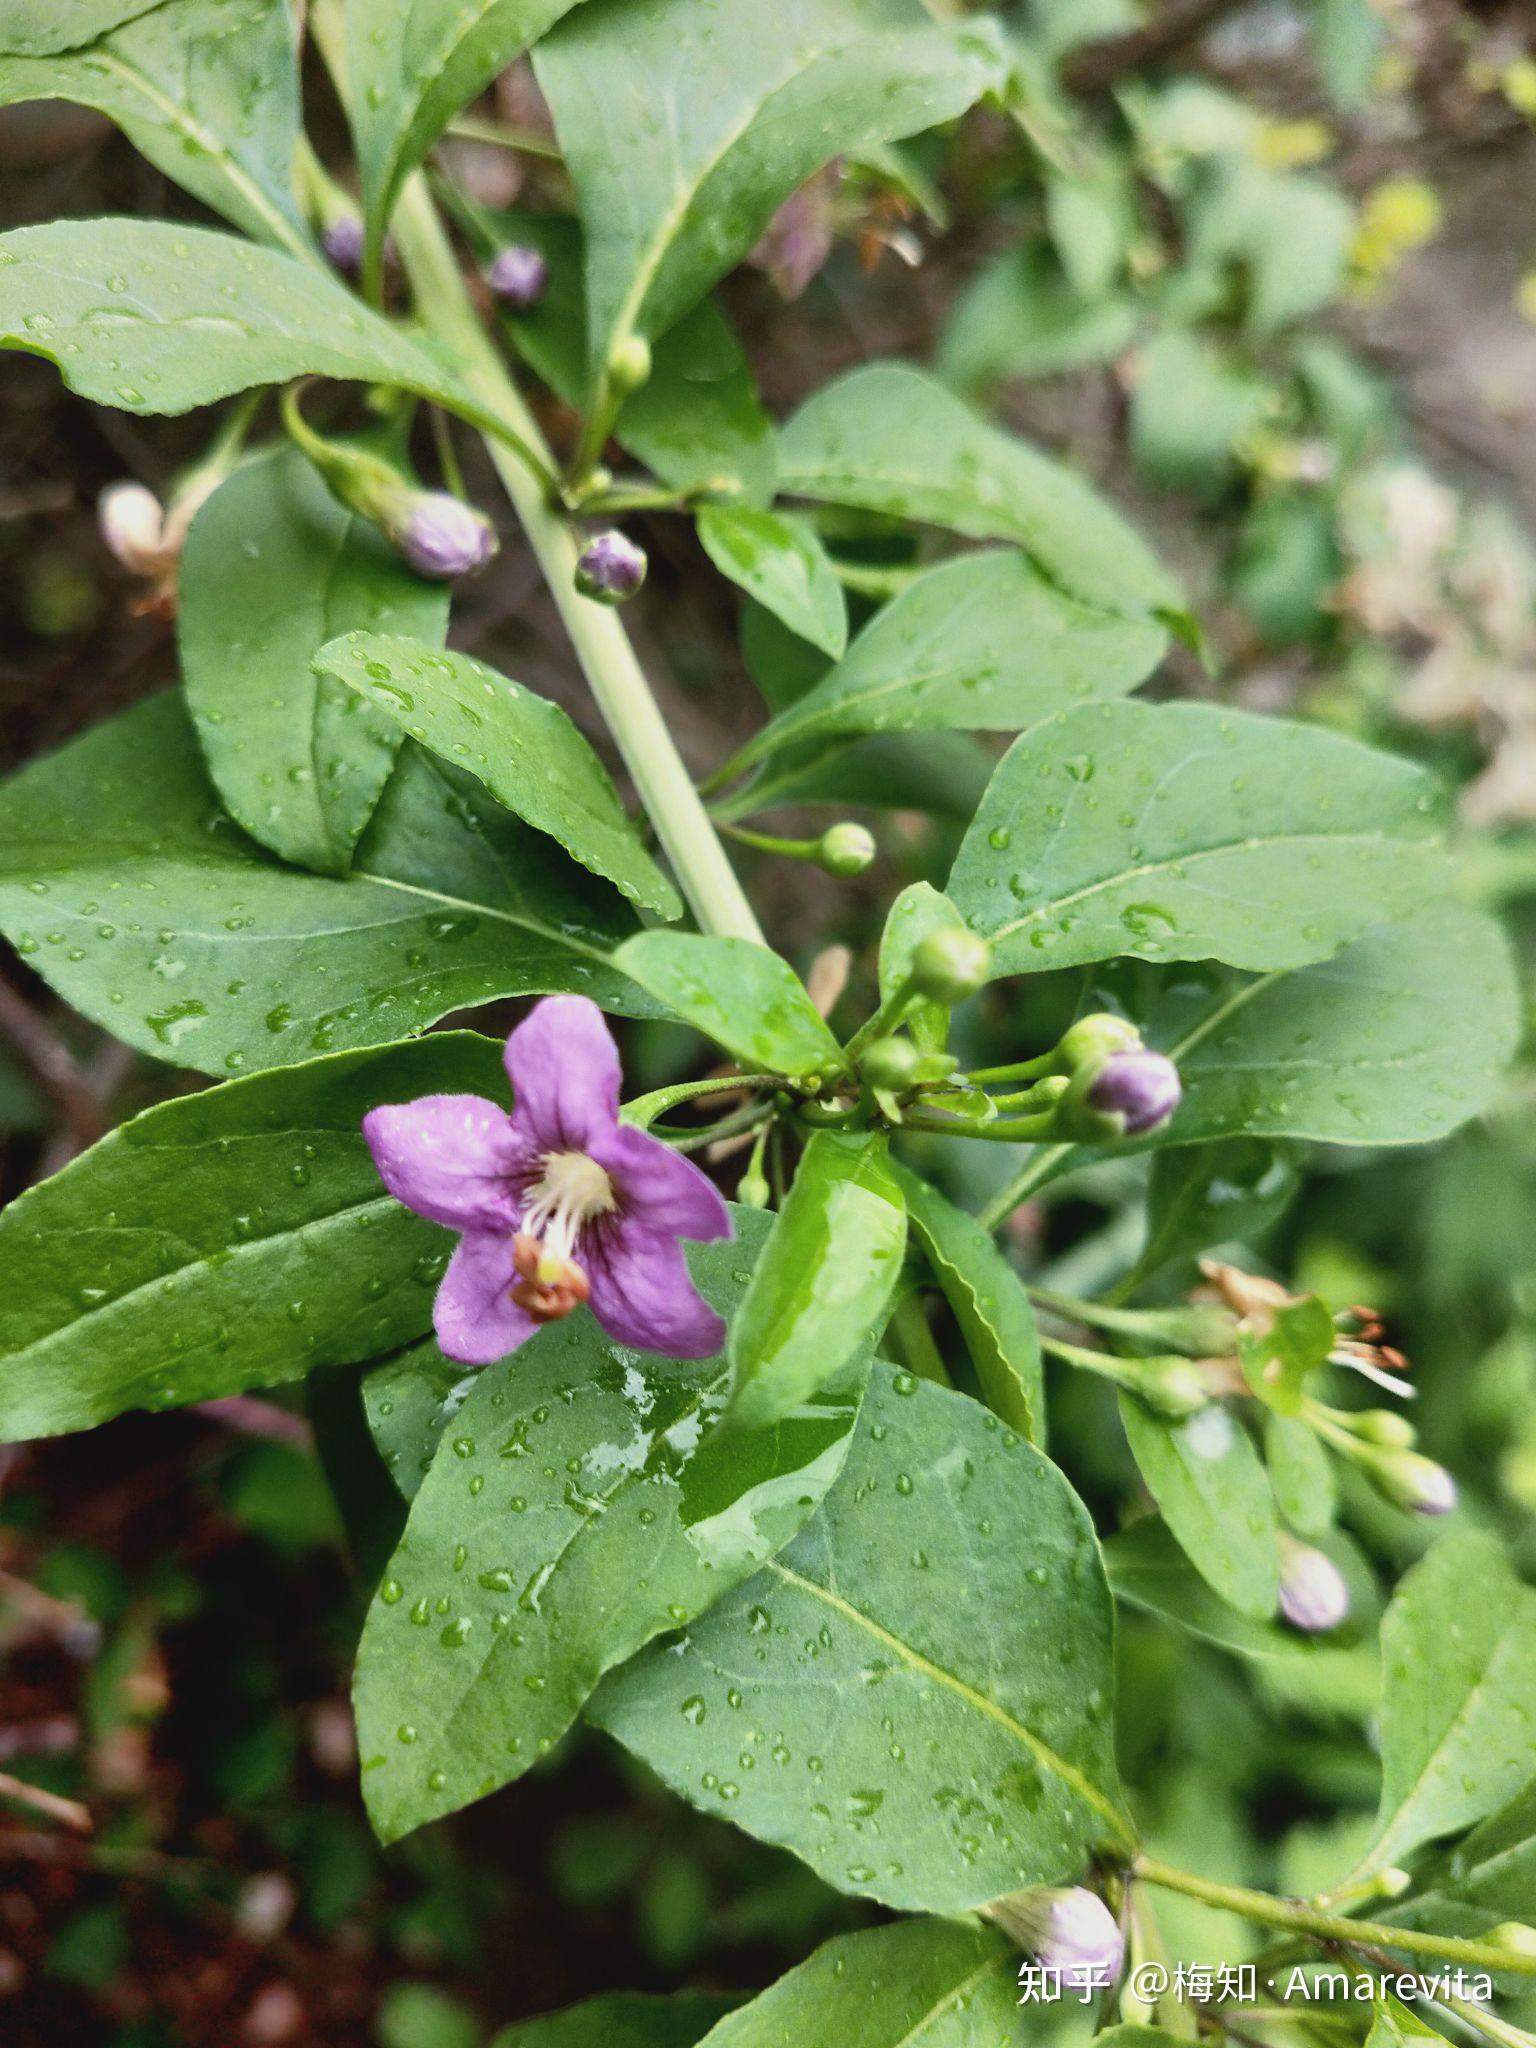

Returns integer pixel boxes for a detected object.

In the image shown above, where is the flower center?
[510,1150,617,1324]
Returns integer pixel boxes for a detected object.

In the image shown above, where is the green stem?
[665,1100,774,1156]
[977,1143,1073,1229]
[622,1074,780,1129]
[968,1049,1059,1085]
[843,974,918,1064]
[1040,1333,1158,1399]
[444,115,563,160]
[890,1295,953,1388]
[384,179,765,944]
[720,823,821,862]
[902,1109,1060,1143]
[1133,1858,1536,1979]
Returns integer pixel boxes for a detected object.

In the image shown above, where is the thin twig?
[0,1772,92,1833]
[0,973,106,1154]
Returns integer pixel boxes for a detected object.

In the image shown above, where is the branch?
[0,971,107,1155]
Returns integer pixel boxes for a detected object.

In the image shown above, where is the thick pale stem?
[341,161,765,943]
[1134,1858,1536,1980]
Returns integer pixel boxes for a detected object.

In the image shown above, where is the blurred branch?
[1063,0,1243,92]
[0,1771,91,1833]
[0,971,107,1156]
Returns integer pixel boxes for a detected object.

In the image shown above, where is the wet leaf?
[347,0,589,277]
[1265,1414,1337,1537]
[0,218,457,417]
[1386,1780,1536,1943]
[354,1212,872,1842]
[729,551,1163,772]
[182,449,449,877]
[315,633,681,917]
[895,1165,1043,1442]
[0,1034,505,1440]
[0,0,306,251]
[694,1918,1017,2047]
[950,700,1449,978]
[779,362,1181,620]
[1361,1533,1536,1873]
[363,1339,473,1502]
[697,507,846,659]
[0,695,653,1078]
[1130,1140,1299,1287]
[612,933,843,1077]
[493,1992,741,2048]
[1119,1394,1279,1619]
[592,1365,1128,1912]
[535,0,1004,381]
[727,1132,906,1431]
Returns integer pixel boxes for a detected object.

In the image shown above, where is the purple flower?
[1086,1048,1182,1135]
[1278,1537,1350,1633]
[988,1886,1124,1992]
[486,244,550,310]
[576,529,647,606]
[390,491,498,580]
[363,997,732,1366]
[323,213,366,274]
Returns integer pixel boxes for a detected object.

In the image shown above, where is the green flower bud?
[816,822,877,878]
[1374,1868,1412,1900]
[1348,1409,1417,1448]
[1490,1923,1536,1957]
[608,334,653,395]
[910,927,991,1004]
[860,1036,924,1093]
[1364,1445,1457,1517]
[1130,1357,1211,1421]
[1056,1013,1142,1072]
[737,1162,771,1210]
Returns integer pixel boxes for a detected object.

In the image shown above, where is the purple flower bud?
[392,492,498,581]
[575,529,647,606]
[988,1886,1124,1992]
[1086,1049,1182,1135]
[1390,1450,1458,1517]
[486,244,550,310]
[1278,1538,1351,1633]
[323,213,365,274]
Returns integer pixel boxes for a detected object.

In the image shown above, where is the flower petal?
[434,1232,538,1365]
[589,1124,733,1244]
[363,1095,528,1231]
[586,1223,727,1360]
[505,996,621,1151]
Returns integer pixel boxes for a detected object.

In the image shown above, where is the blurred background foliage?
[4,0,1536,2040]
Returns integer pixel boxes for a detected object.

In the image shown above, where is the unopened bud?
[1083,1049,1182,1137]
[322,212,365,274]
[1349,1409,1417,1449]
[1278,1536,1351,1634]
[98,481,169,577]
[608,334,653,395]
[486,244,550,310]
[1490,1923,1536,1958]
[575,529,647,605]
[910,927,991,1004]
[1370,1447,1458,1517]
[860,1036,923,1093]
[392,491,498,580]
[986,1886,1124,1992]
[1132,1357,1210,1421]
[1057,1013,1142,1072]
[817,823,876,878]
[737,1162,771,1209]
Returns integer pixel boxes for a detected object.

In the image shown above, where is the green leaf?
[1119,1394,1279,1619]
[354,1212,871,1842]
[362,1339,470,1501]
[1362,1533,1536,1873]
[1153,904,1520,1149]
[182,449,450,877]
[941,245,1137,393]
[347,0,589,276]
[727,1132,906,1431]
[0,1034,505,1441]
[534,0,1004,379]
[493,1993,741,2048]
[1265,1413,1337,1537]
[0,695,652,1079]
[1189,165,1353,336]
[1386,1781,1536,1943]
[949,700,1449,978]
[592,1364,1129,1911]
[878,882,962,1053]
[314,633,680,917]
[1239,1294,1335,1415]
[1130,330,1276,497]
[1,2,162,56]
[454,206,776,504]
[1131,1140,1298,1288]
[611,933,842,1077]
[693,1919,1017,2048]
[714,730,990,824]
[696,507,846,659]
[779,362,1182,621]
[0,219,458,418]
[0,0,306,252]
[1107,1519,1375,1661]
[728,551,1164,773]
[1367,1997,1452,2048]
[895,1165,1043,1443]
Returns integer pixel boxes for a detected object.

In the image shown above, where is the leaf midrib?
[763,1556,1130,1844]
